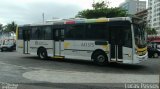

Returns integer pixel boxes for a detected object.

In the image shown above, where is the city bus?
[16,17,148,65]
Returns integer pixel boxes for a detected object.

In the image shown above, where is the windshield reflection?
[134,24,147,48]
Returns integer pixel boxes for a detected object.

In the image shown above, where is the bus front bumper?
[133,52,148,64]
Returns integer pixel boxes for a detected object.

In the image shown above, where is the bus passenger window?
[31,27,39,40]
[44,26,52,40]
[85,23,107,40]
[65,24,85,40]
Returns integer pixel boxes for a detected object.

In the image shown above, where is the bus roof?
[19,17,132,27]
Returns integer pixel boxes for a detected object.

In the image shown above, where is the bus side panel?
[63,40,91,60]
[122,47,133,63]
[29,40,54,57]
[16,40,24,53]
[63,40,109,60]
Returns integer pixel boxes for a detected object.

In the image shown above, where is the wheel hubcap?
[40,52,45,58]
[154,53,158,57]
[97,55,105,62]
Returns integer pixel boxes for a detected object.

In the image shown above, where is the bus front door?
[54,29,64,56]
[110,27,132,62]
[23,29,30,54]
[110,29,123,62]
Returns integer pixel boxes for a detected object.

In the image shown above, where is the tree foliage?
[92,1,108,9]
[76,0,127,18]
[146,27,157,36]
[4,21,17,33]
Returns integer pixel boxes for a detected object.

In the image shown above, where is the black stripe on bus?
[64,49,94,52]
[30,47,53,49]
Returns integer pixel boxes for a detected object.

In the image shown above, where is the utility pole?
[42,13,44,24]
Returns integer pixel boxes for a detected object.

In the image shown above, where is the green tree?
[92,0,108,9]
[4,21,17,33]
[76,0,127,18]
[146,27,157,36]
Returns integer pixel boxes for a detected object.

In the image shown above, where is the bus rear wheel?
[93,51,108,66]
[38,48,48,59]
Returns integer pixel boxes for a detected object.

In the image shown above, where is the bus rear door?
[54,27,64,56]
[110,29,123,62]
[23,28,30,54]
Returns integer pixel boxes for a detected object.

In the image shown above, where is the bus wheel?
[153,53,158,58]
[93,51,108,65]
[38,48,48,59]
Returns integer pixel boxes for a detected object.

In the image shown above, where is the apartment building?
[120,0,146,15]
[148,0,160,35]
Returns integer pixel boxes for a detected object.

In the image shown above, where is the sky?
[0,0,146,25]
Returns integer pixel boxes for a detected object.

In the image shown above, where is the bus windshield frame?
[133,23,147,48]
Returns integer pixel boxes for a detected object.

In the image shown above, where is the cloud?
[0,0,88,25]
[0,0,133,25]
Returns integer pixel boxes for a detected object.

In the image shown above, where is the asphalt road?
[0,51,159,89]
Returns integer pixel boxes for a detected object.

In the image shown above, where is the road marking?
[0,61,159,83]
[23,70,159,83]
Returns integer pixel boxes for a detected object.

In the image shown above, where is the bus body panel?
[30,40,54,57]
[122,47,133,63]
[133,46,148,64]
[63,40,109,60]
[133,52,148,64]
[16,17,148,64]
[16,40,24,53]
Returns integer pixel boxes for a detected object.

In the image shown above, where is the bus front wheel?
[38,48,48,59]
[92,51,108,65]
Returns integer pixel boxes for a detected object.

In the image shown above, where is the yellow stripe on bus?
[64,42,70,49]
[136,47,147,52]
[96,18,109,23]
[52,56,64,59]
[16,26,18,40]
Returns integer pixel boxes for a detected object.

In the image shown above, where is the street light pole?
[42,13,44,24]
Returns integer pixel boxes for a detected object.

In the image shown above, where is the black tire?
[2,47,8,52]
[148,54,152,58]
[38,48,48,59]
[153,53,158,58]
[93,51,108,65]
[1,48,3,52]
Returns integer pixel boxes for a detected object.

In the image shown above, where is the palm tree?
[4,21,17,33]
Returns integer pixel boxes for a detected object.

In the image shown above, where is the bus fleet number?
[81,43,94,47]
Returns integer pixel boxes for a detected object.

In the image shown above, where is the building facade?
[135,9,148,25]
[148,0,160,35]
[120,0,146,15]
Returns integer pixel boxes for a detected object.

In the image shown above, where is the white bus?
[16,17,148,65]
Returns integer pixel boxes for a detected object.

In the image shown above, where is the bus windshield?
[133,24,147,48]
